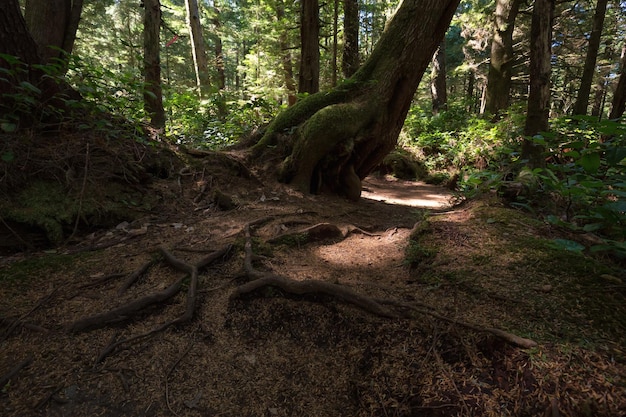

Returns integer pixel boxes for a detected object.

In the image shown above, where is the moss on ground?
[0,180,157,245]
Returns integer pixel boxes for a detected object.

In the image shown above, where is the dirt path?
[1,171,624,417]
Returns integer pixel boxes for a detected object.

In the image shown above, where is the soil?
[1,152,625,417]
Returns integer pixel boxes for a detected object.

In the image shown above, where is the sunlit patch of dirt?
[1,162,625,417]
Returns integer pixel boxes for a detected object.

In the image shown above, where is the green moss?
[0,180,155,244]
[252,79,367,153]
[379,149,428,180]
[0,252,85,283]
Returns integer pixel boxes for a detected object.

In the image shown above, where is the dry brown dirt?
[1,156,625,417]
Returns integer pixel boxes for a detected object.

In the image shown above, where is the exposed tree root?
[68,245,232,334]
[117,259,158,295]
[232,223,538,349]
[267,222,379,244]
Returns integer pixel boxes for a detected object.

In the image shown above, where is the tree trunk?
[211,2,226,91]
[591,42,613,119]
[0,0,78,126]
[24,0,83,71]
[484,0,521,117]
[342,0,359,78]
[609,46,626,120]
[298,0,320,94]
[331,0,339,86]
[143,0,166,129]
[522,0,555,168]
[572,0,608,115]
[275,0,297,106]
[185,0,211,97]
[252,0,460,200]
[431,41,448,115]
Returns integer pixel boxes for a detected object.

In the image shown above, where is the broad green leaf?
[1,122,17,133]
[605,147,626,166]
[1,151,14,162]
[550,239,585,252]
[18,81,42,95]
[578,152,601,173]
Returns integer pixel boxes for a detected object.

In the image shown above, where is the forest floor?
[1,150,625,417]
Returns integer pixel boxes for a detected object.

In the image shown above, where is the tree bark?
[185,0,211,97]
[24,0,83,71]
[342,0,359,78]
[143,0,166,129]
[298,0,320,94]
[211,2,226,91]
[275,0,297,106]
[331,0,339,86]
[0,0,78,126]
[522,0,554,169]
[431,41,448,115]
[591,42,613,119]
[609,46,626,120]
[572,0,608,115]
[484,0,521,117]
[252,0,460,200]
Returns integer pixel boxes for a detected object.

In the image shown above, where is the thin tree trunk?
[609,46,626,120]
[210,0,226,90]
[522,0,555,168]
[185,0,211,97]
[342,0,359,77]
[485,0,521,117]
[275,0,297,106]
[591,42,613,118]
[143,0,166,129]
[331,0,339,86]
[431,41,447,115]
[572,0,608,115]
[299,0,320,94]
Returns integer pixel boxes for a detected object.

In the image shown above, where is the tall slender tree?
[210,0,226,91]
[431,41,448,115]
[274,0,297,105]
[572,0,609,115]
[143,0,166,129]
[342,0,359,77]
[299,0,320,94]
[185,0,211,97]
[522,0,555,168]
[609,46,626,120]
[484,0,521,117]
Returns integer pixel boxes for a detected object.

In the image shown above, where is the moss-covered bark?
[251,0,460,200]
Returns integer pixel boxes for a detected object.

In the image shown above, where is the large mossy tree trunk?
[251,0,460,200]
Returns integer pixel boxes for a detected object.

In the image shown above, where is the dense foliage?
[1,0,625,255]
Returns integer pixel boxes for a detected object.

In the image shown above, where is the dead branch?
[0,356,33,389]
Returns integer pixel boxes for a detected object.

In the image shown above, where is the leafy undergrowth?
[0,158,624,417]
